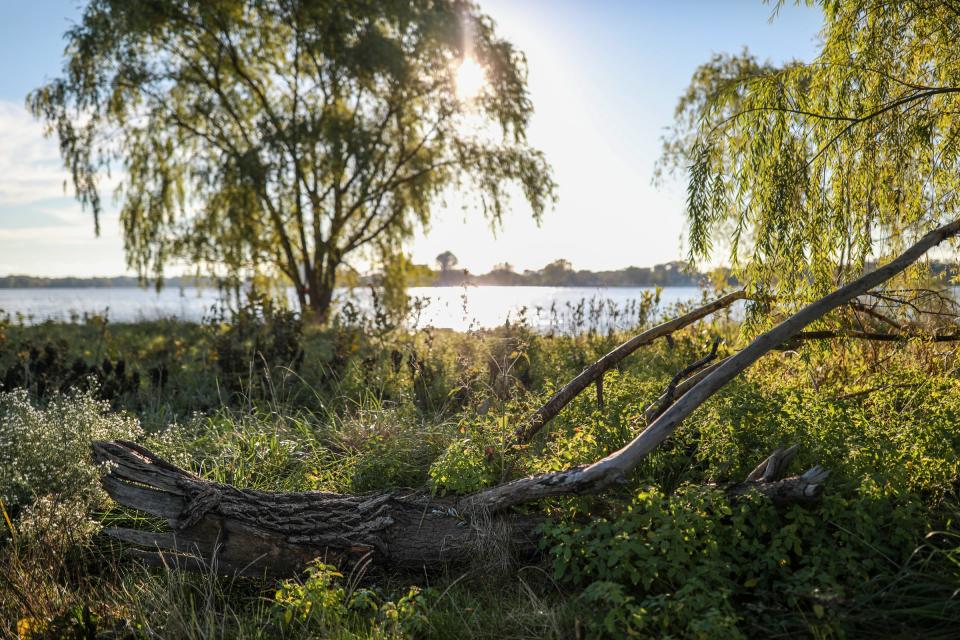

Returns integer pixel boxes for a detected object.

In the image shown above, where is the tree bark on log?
[94,440,541,576]
[95,218,960,575]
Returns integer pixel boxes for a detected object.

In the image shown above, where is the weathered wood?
[727,465,830,507]
[95,440,828,577]
[515,289,747,443]
[95,218,960,576]
[460,218,960,513]
[730,446,827,506]
[94,440,540,576]
[745,445,799,482]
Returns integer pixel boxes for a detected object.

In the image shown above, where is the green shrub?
[272,560,428,638]
[544,482,930,638]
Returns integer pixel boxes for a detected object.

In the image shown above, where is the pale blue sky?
[0,1,822,277]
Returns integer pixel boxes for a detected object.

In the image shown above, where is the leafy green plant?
[272,560,428,637]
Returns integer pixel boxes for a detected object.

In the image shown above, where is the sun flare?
[455,56,486,101]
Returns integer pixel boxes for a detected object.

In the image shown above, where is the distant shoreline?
[0,260,708,289]
[0,276,212,289]
[0,282,702,290]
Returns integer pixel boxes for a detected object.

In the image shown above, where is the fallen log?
[94,440,541,576]
[95,217,960,575]
[94,441,823,576]
[515,289,747,443]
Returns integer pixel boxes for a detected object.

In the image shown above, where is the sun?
[455,56,487,101]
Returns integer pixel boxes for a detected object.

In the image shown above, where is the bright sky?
[0,1,822,277]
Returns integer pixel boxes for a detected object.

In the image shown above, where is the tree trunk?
[307,260,338,324]
[94,441,822,577]
[95,441,541,577]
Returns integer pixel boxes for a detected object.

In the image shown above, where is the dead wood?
[94,218,960,576]
[94,440,540,577]
[787,329,960,343]
[515,290,747,444]
[460,218,960,513]
[726,446,829,507]
[94,441,825,577]
[643,337,721,424]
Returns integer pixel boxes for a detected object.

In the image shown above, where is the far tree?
[540,258,573,283]
[30,0,555,321]
[435,250,459,273]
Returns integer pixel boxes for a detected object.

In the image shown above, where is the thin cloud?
[0,100,73,206]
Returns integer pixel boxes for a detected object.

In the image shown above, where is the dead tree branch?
[460,218,960,513]
[515,290,746,443]
[643,337,721,424]
[788,329,960,343]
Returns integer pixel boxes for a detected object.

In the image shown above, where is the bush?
[272,560,429,637]
[0,388,142,515]
[206,293,304,399]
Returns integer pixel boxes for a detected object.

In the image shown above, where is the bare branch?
[515,290,747,444]
[464,218,960,513]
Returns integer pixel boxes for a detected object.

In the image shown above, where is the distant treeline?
[0,275,212,288]
[2,263,703,289]
[400,259,707,287]
[460,260,703,287]
[6,258,956,289]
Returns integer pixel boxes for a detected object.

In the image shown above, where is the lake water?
[0,285,712,332]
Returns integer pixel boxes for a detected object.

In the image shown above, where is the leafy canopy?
[29,0,555,318]
[659,1,960,303]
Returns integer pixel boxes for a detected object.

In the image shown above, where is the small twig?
[644,337,721,423]
[786,329,960,343]
[849,300,904,330]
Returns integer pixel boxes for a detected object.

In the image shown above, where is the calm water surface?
[0,285,711,332]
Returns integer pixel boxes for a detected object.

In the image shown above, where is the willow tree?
[658,0,960,306]
[29,0,555,320]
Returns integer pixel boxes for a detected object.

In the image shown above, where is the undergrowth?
[2,300,960,638]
